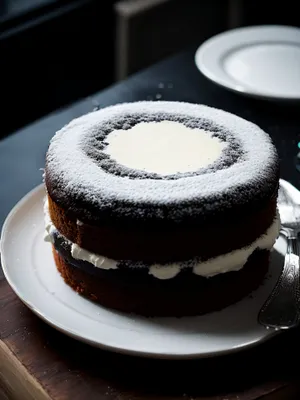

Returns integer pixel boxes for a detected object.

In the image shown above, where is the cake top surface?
[45,101,279,224]
[103,120,227,175]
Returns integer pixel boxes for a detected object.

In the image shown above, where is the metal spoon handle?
[258,233,300,329]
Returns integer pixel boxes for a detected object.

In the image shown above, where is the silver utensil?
[258,184,300,330]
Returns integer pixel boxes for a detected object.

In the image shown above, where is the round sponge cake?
[44,101,280,316]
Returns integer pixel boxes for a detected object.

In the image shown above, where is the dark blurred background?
[1,0,299,137]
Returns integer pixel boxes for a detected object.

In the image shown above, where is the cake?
[44,101,280,317]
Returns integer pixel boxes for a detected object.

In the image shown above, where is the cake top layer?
[45,101,279,225]
[103,120,227,175]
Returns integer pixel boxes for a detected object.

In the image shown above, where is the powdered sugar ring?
[45,101,279,224]
[85,112,241,180]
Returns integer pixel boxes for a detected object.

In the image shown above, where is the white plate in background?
[195,25,300,101]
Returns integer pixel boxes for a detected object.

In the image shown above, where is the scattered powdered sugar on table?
[45,101,279,223]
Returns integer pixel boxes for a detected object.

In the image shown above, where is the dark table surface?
[1,46,300,400]
[1,46,300,272]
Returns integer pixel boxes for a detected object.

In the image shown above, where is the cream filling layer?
[44,200,280,279]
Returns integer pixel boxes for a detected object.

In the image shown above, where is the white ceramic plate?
[195,25,300,101]
[0,183,290,359]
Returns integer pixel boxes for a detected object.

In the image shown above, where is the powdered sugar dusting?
[45,101,279,224]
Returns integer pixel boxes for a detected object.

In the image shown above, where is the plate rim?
[0,183,282,360]
[195,24,300,101]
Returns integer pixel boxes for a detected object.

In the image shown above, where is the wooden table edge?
[0,340,51,400]
[1,280,300,400]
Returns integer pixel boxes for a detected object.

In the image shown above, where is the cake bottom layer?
[52,247,270,317]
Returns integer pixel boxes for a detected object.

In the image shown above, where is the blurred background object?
[114,0,227,80]
[1,0,115,136]
[1,0,299,137]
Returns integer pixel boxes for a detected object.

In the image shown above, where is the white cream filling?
[71,244,117,270]
[103,120,227,175]
[192,216,280,278]
[44,200,280,279]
